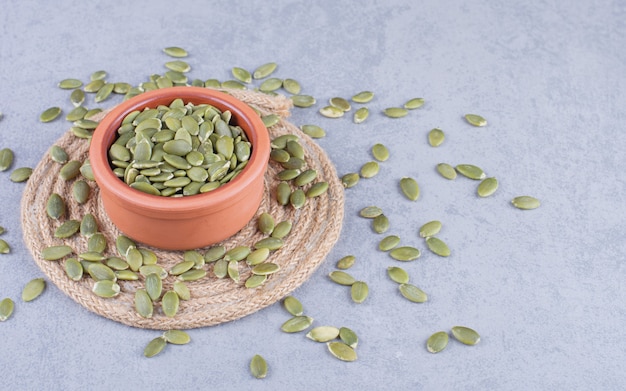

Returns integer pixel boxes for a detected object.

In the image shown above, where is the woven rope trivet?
[21,90,344,330]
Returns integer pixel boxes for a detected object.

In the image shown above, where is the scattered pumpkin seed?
[173,281,191,300]
[105,257,129,271]
[59,160,82,181]
[94,82,114,103]
[22,278,46,302]
[72,180,91,204]
[425,237,451,257]
[0,298,14,321]
[227,260,240,282]
[281,316,314,333]
[262,114,280,128]
[81,214,98,238]
[90,70,107,81]
[319,105,344,118]
[0,239,9,254]
[371,143,389,162]
[283,296,303,316]
[404,98,425,109]
[353,107,369,124]
[329,271,356,286]
[58,78,83,89]
[400,177,420,201]
[282,78,301,94]
[252,62,277,79]
[92,280,120,298]
[455,164,486,180]
[329,97,351,112]
[428,128,445,147]
[359,206,383,219]
[257,213,275,235]
[259,77,283,92]
[250,354,268,379]
[79,251,106,262]
[426,331,449,353]
[87,232,107,253]
[271,221,292,239]
[512,196,541,210]
[162,291,180,317]
[339,327,358,348]
[178,268,207,282]
[49,145,69,164]
[306,326,340,342]
[341,172,359,188]
[336,255,356,270]
[387,266,410,284]
[165,60,191,73]
[163,46,188,58]
[436,163,457,180]
[146,273,162,301]
[389,246,421,261]
[40,107,62,122]
[327,342,357,362]
[351,91,374,103]
[383,107,408,118]
[245,274,268,288]
[66,104,86,120]
[399,283,428,303]
[144,336,167,358]
[477,177,499,197]
[372,214,390,234]
[419,221,442,238]
[163,329,191,345]
[351,281,369,303]
[204,246,226,263]
[254,237,283,251]
[84,79,104,92]
[306,182,329,198]
[289,189,306,209]
[231,67,252,83]
[246,248,270,266]
[379,235,401,251]
[360,161,379,178]
[9,167,32,182]
[135,289,153,318]
[251,262,280,276]
[464,114,487,127]
[64,258,83,281]
[0,148,14,171]
[41,245,73,260]
[113,82,131,94]
[451,326,481,345]
[54,220,80,238]
[300,124,326,138]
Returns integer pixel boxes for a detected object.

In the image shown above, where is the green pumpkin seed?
[163,46,188,58]
[280,79,299,95]
[73,119,99,130]
[40,107,62,122]
[178,268,207,282]
[262,114,280,128]
[399,283,428,303]
[339,327,358,348]
[271,221,292,239]
[146,273,162,301]
[246,248,270,266]
[41,245,73,261]
[275,181,291,205]
[389,246,421,261]
[227,260,240,282]
[169,261,195,276]
[162,291,180,318]
[87,232,107,253]
[144,336,167,358]
[252,62,277,79]
[427,331,449,353]
[204,246,226,263]
[306,182,329,198]
[84,108,102,119]
[451,326,481,345]
[455,164,486,180]
[283,296,303,316]
[289,189,306,209]
[232,67,252,83]
[419,221,442,238]
[350,281,369,304]
[428,128,445,147]
[0,148,14,171]
[58,78,83,89]
[359,206,383,218]
[291,95,316,108]
[257,213,275,235]
[512,196,541,210]
[476,177,498,197]
[81,214,98,238]
[134,289,153,318]
[140,264,167,280]
[251,262,280,276]
[360,161,379,178]
[400,177,420,201]
[92,280,120,298]
[371,143,389,162]
[271,134,298,149]
[113,82,131,94]
[353,107,369,124]
[379,235,400,251]
[0,298,14,321]
[84,79,104,92]
[64,258,83,281]
[245,274,268,288]
[281,316,314,333]
[319,105,344,118]
[253,237,283,251]
[165,60,191,73]
[327,342,357,362]
[59,160,82,181]
[54,220,80,239]
[387,266,410,284]
[105,257,129,271]
[163,329,190,345]
[79,251,106,262]
[173,281,191,300]
[436,163,457,180]
[94,82,114,103]
[86,263,115,281]
[259,77,283,92]
[306,326,340,343]
[404,98,425,109]
[0,239,9,254]
[250,354,268,379]
[72,180,91,204]
[90,70,107,81]
[49,145,69,164]
[22,278,46,302]
[300,124,326,138]
[66,104,86,120]
[336,255,355,270]
[351,91,374,103]
[372,214,390,234]
[329,97,351,112]
[10,167,32,182]
[384,107,408,118]
[464,114,487,127]
[329,271,356,286]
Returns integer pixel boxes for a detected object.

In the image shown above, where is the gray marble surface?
[1,1,624,390]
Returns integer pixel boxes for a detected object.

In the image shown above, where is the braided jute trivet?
[21,89,344,330]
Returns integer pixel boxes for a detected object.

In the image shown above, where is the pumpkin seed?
[163,330,190,345]
[173,281,191,300]
[59,160,82,181]
[0,298,14,321]
[399,283,428,303]
[262,114,280,128]
[464,114,487,127]
[428,128,445,147]
[105,257,129,271]
[275,181,291,205]
[251,262,280,276]
[329,97,351,112]
[353,107,369,124]
[477,177,498,197]
[289,189,306,209]
[379,235,400,251]
[336,255,355,270]
[426,331,449,353]
[84,79,104,93]
[339,327,358,348]
[419,221,442,238]
[245,274,267,288]
[250,354,268,379]
[277,169,300,181]
[300,124,326,138]
[387,266,410,284]
[283,296,303,316]
[64,258,83,281]
[40,107,62,122]
[145,273,162,301]
[79,251,106,262]
[135,289,153,318]
[327,342,357,362]
[351,91,374,103]
[246,248,270,266]
[66,104,86,120]
[384,107,408,118]
[341,173,359,188]
[169,261,194,276]
[178,268,207,281]
[351,281,369,303]
[306,182,329,198]
[404,98,425,109]
[90,70,107,81]
[359,206,383,218]
[144,336,167,358]
[455,164,486,180]
[252,62,277,79]
[0,148,14,171]
[0,239,9,254]
[271,221,292,239]
[162,291,180,318]
[0,226,4,234]
[165,60,191,73]
[281,316,314,333]
[9,167,32,182]
[329,271,356,286]
[227,260,240,282]
[81,214,98,238]
[163,46,188,58]
[72,180,91,204]
[389,246,421,261]
[306,326,340,342]
[58,78,83,89]
[451,326,481,345]
[319,105,344,118]
[512,196,541,210]
[87,232,107,253]
[49,145,69,164]
[22,278,46,302]
[371,143,389,162]
[360,161,379,178]
[400,177,420,201]
[372,214,390,234]
[257,213,275,235]
[84,108,102,119]
[41,245,73,260]
[54,220,80,239]
[259,78,283,92]
[232,67,252,83]
[253,237,283,251]
[92,280,120,298]
[204,246,226,263]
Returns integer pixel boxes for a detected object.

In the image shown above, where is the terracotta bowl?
[89,87,270,250]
